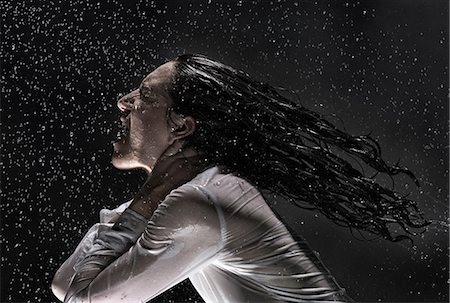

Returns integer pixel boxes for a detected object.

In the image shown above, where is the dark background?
[1,0,448,302]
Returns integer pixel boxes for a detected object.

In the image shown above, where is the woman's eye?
[143,95,159,104]
[141,93,153,100]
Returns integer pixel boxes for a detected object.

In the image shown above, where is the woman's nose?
[117,96,133,112]
[117,90,138,111]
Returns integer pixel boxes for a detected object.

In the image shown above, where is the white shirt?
[52,166,351,302]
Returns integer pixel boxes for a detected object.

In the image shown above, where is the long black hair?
[169,53,430,242]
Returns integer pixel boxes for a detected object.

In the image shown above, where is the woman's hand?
[128,147,209,219]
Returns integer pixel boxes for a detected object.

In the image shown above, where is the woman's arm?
[51,201,132,301]
[64,184,222,303]
[63,208,148,302]
[60,153,209,302]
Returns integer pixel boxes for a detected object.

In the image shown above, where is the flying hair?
[168,53,430,243]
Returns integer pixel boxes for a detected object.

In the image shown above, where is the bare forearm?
[128,185,162,220]
[129,152,208,220]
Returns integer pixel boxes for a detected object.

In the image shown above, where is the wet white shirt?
[52,166,351,302]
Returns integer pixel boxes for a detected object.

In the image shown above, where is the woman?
[52,54,429,302]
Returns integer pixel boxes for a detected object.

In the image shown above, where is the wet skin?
[111,61,208,219]
[112,61,181,174]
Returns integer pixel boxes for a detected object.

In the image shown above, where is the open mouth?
[112,110,130,143]
[115,122,129,141]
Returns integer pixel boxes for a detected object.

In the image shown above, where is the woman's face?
[111,61,178,173]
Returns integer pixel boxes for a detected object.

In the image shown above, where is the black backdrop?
[1,0,448,302]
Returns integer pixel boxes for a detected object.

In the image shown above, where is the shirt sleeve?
[51,200,132,302]
[65,184,223,303]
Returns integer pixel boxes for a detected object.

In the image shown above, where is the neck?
[145,145,211,183]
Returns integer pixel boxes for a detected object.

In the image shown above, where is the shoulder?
[152,183,218,226]
[163,182,212,207]
[202,169,262,201]
[141,182,223,245]
[160,165,262,212]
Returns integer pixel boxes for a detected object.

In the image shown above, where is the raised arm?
[64,184,223,303]
[51,200,132,301]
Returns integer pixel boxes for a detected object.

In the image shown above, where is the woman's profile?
[51,54,429,302]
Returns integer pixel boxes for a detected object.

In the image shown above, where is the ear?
[168,116,196,145]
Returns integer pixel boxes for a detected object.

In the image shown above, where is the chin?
[111,159,131,170]
[112,158,132,170]
[111,148,138,170]
[111,149,156,174]
[111,140,161,173]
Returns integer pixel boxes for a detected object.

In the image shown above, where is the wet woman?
[52,54,429,302]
